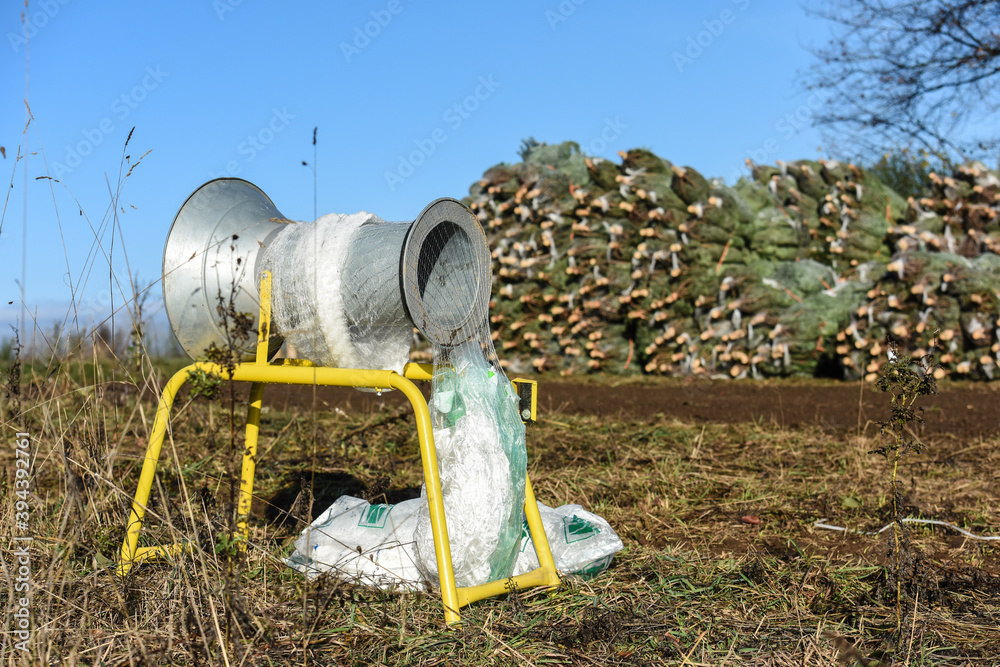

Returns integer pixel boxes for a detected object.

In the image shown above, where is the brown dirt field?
[251,378,1000,437]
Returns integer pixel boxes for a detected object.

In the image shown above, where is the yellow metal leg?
[117,357,556,626]
[387,374,462,625]
[119,272,557,624]
[453,475,560,607]
[118,364,197,576]
[237,382,266,551]
[523,476,560,588]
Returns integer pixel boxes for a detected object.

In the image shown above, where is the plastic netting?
[261,202,527,588]
[259,212,413,373]
[418,338,526,585]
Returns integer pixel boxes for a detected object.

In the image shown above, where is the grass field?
[1,356,998,665]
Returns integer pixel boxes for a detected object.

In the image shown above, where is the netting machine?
[117,179,557,625]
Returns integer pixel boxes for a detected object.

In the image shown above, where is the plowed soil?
[257,377,1000,437]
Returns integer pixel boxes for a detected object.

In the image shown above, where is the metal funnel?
[163,178,491,363]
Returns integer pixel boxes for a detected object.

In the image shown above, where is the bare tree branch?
[802,0,1000,163]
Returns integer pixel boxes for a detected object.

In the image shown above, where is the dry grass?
[1,356,998,665]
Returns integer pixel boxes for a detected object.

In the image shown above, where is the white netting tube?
[258,212,413,373]
[258,200,526,588]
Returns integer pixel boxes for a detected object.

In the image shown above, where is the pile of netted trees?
[456,141,1000,380]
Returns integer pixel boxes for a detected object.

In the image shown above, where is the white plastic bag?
[513,502,624,577]
[286,496,624,588]
[285,495,424,591]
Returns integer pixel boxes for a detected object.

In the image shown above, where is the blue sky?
[0,0,834,349]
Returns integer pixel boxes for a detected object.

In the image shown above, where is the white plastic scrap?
[814,518,1000,542]
[286,495,424,591]
[286,497,624,588]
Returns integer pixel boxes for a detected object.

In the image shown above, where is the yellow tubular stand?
[118,271,560,626]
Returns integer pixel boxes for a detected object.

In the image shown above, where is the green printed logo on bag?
[576,554,615,577]
[358,504,391,529]
[563,514,600,543]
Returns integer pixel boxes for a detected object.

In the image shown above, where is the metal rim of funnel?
[162,177,281,360]
[400,198,491,348]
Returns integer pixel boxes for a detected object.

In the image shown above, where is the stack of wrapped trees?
[454,141,1000,380]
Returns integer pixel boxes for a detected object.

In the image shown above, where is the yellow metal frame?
[511,378,538,423]
[118,271,559,625]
